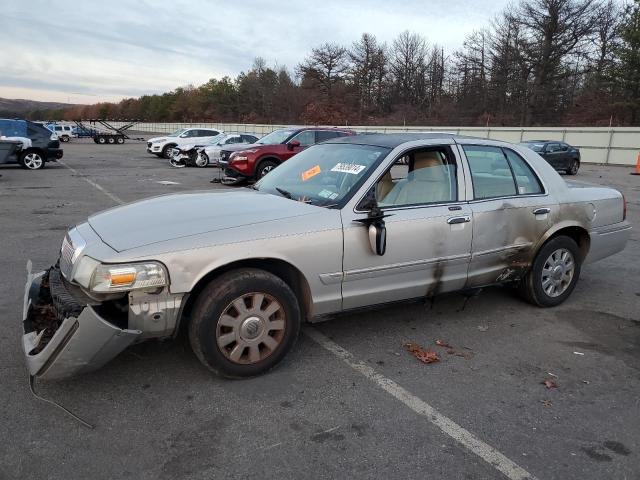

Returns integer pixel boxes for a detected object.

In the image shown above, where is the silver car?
[22,134,631,380]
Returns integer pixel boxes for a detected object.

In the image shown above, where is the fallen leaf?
[541,399,553,407]
[404,343,440,364]
[478,325,489,332]
[542,379,558,389]
[436,339,453,348]
[446,349,456,355]
[573,351,585,356]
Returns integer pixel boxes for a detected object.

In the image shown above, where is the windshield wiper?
[275,187,293,199]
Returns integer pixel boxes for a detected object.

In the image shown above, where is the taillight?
[622,194,627,221]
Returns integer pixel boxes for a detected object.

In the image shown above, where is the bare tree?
[297,43,349,101]
[389,31,429,107]
[349,33,388,119]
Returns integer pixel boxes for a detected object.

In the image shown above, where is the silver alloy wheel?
[195,153,208,167]
[216,292,286,364]
[23,153,43,169]
[541,248,575,297]
[260,165,275,177]
[570,160,579,175]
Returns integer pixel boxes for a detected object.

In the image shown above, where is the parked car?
[519,140,581,175]
[46,124,75,142]
[22,133,631,381]
[170,133,259,168]
[0,119,63,169]
[219,126,355,182]
[146,128,223,158]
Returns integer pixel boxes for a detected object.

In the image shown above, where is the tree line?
[38,0,640,127]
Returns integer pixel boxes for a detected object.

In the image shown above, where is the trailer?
[73,119,145,145]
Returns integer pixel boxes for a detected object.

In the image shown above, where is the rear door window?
[464,146,517,199]
[503,149,543,194]
[316,130,342,142]
[291,130,316,146]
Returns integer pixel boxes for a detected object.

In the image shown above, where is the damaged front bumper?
[22,262,142,380]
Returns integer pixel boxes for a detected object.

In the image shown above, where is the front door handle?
[447,215,471,225]
[533,207,551,215]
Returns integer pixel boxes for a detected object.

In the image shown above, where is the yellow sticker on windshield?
[302,165,321,181]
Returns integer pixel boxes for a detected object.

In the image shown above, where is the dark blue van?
[0,119,63,170]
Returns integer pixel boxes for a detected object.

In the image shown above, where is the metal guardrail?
[113,122,640,166]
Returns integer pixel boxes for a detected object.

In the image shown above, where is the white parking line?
[304,327,537,480]
[58,160,125,205]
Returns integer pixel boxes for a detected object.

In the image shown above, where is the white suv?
[47,124,75,142]
[147,128,222,158]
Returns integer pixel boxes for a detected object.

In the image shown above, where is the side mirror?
[354,205,391,256]
[179,133,188,138]
[368,223,387,256]
[287,139,301,151]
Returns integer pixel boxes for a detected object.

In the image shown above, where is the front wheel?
[195,152,209,167]
[162,144,175,159]
[257,160,278,179]
[189,268,301,378]
[60,136,70,143]
[19,151,45,170]
[567,159,580,175]
[520,235,582,307]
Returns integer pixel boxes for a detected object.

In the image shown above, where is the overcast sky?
[1,0,511,104]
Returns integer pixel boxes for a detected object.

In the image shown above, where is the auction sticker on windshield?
[331,163,366,174]
[302,165,321,181]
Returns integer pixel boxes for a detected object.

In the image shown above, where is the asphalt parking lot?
[0,137,638,480]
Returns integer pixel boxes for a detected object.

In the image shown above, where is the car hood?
[87,190,318,252]
[178,142,207,151]
[148,136,168,143]
[222,143,261,153]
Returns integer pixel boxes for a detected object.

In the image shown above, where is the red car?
[219,127,355,183]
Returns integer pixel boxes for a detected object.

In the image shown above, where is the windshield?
[519,142,544,152]
[255,143,390,207]
[168,128,188,137]
[207,133,226,145]
[256,129,296,145]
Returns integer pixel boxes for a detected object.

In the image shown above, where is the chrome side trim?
[472,243,533,258]
[343,253,470,282]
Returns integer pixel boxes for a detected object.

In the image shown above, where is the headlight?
[82,261,168,293]
[231,155,248,162]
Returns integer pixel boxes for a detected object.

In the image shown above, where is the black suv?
[0,119,63,170]
[518,140,580,175]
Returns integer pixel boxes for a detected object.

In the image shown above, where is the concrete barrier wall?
[116,122,640,166]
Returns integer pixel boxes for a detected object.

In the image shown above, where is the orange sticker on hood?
[302,165,321,181]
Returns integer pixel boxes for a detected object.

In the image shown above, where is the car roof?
[327,132,462,148]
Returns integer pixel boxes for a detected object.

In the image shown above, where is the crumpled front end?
[22,262,142,380]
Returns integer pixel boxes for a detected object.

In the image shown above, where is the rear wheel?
[97,136,106,144]
[60,135,70,143]
[567,159,580,175]
[520,235,582,307]
[257,159,278,179]
[107,136,115,144]
[116,136,125,144]
[19,151,45,170]
[189,268,301,378]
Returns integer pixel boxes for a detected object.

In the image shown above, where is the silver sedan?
[22,133,631,380]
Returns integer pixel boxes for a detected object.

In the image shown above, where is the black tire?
[107,136,115,144]
[256,159,278,179]
[60,135,70,143]
[520,235,582,307]
[97,136,106,144]
[162,144,176,159]
[93,137,99,144]
[567,159,580,175]
[116,136,125,144]
[189,268,301,378]
[19,150,45,170]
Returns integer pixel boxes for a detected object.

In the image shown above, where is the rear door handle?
[447,216,471,225]
[533,207,551,215]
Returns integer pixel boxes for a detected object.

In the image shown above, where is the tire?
[520,235,582,307]
[256,159,278,179]
[189,268,301,378]
[97,136,106,144]
[116,136,125,144]
[567,159,579,175]
[195,152,209,167]
[93,137,99,144]
[19,150,45,170]
[107,136,115,144]
[162,144,176,159]
[60,136,70,143]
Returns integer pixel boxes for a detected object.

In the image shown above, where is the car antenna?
[28,375,94,429]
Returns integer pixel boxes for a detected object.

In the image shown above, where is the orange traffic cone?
[632,152,640,175]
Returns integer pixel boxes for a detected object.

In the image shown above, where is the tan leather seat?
[383,151,452,205]
[376,171,395,202]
